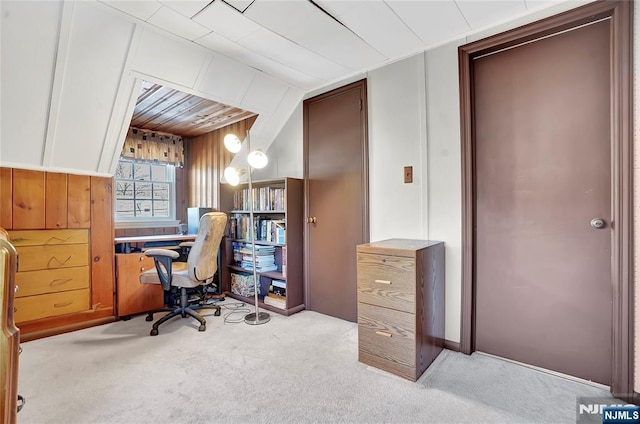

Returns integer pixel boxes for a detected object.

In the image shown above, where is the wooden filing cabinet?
[356,239,444,381]
[9,229,90,323]
[115,253,164,317]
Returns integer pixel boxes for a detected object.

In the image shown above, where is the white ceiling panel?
[99,0,163,21]
[147,6,211,40]
[241,73,288,113]
[132,28,210,88]
[196,31,323,89]
[245,0,387,70]
[194,0,261,41]
[225,0,254,13]
[160,0,211,18]
[457,1,527,29]
[198,53,256,103]
[317,0,425,59]
[239,28,351,80]
[386,1,470,47]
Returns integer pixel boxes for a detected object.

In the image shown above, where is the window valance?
[121,127,185,167]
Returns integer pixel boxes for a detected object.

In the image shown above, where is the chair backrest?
[186,212,228,284]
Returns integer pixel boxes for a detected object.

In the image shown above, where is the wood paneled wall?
[0,167,115,337]
[186,117,257,210]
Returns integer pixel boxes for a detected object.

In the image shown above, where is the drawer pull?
[53,301,72,308]
[47,255,72,269]
[374,279,392,285]
[45,235,73,245]
[375,330,392,338]
[50,278,72,287]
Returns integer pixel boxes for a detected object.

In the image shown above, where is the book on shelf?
[263,293,286,309]
[242,262,278,272]
[233,186,286,211]
[230,215,286,244]
[282,245,287,278]
[269,280,286,297]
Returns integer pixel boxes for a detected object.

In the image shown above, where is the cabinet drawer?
[357,252,415,313]
[9,229,89,247]
[15,244,89,272]
[14,288,90,323]
[358,302,417,380]
[15,266,89,297]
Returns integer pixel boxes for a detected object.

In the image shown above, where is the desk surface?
[114,234,196,244]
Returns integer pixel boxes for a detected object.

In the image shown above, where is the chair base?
[145,286,221,336]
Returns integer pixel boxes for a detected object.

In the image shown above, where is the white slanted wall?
[0,0,302,176]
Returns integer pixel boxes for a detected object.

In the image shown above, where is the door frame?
[302,79,370,311]
[458,0,633,397]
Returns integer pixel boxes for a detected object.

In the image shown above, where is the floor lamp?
[223,131,271,325]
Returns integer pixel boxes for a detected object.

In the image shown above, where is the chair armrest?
[144,249,179,291]
[144,249,180,259]
[179,241,194,249]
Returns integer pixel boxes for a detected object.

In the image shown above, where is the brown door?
[474,19,612,384]
[304,80,368,322]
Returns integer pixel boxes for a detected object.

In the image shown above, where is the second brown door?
[473,19,612,385]
[304,80,368,322]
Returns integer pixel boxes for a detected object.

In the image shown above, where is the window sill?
[115,220,180,230]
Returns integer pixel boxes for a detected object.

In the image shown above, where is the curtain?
[121,127,184,167]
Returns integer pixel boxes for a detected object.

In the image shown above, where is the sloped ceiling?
[100,0,565,91]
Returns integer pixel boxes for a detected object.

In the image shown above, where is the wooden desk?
[114,234,196,253]
[114,234,195,317]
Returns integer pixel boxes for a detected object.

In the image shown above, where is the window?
[114,159,175,221]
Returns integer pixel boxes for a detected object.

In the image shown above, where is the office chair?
[139,212,227,336]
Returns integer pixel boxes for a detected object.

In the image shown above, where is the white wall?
[367,54,428,242]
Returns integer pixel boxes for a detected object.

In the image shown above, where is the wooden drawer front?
[357,252,416,313]
[358,302,416,380]
[15,244,89,272]
[9,229,89,247]
[14,288,90,323]
[15,266,89,297]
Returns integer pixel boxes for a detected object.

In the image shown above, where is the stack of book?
[264,279,286,309]
[236,243,277,272]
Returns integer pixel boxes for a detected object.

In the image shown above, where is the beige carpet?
[17,305,611,424]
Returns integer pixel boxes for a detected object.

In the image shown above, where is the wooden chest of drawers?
[9,229,90,323]
[357,239,444,381]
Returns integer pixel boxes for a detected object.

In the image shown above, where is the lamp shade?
[247,149,268,169]
[224,166,241,186]
[223,134,242,153]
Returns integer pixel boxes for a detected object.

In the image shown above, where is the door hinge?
[359,99,363,111]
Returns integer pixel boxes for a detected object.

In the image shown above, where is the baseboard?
[444,339,461,352]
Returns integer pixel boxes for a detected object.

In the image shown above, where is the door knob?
[590,218,606,229]
[308,217,317,223]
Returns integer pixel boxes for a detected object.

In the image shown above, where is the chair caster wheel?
[150,329,159,336]
[214,309,221,317]
[198,325,206,332]
[145,314,153,322]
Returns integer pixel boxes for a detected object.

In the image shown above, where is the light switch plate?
[404,166,413,183]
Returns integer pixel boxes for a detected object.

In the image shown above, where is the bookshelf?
[220,177,304,316]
